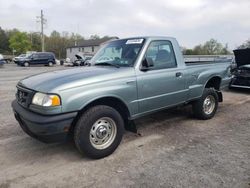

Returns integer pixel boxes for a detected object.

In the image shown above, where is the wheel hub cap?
[96,126,107,139]
[203,95,215,115]
[89,117,117,150]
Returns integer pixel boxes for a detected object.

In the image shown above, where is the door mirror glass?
[143,40,177,70]
[141,57,154,71]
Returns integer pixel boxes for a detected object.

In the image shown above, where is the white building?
[66,37,118,61]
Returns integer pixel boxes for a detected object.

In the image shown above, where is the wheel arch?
[204,76,223,102]
[70,96,131,132]
[204,76,222,90]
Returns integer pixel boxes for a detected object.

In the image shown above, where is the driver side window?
[32,54,39,59]
[145,40,177,70]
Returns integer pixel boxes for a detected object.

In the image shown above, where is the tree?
[184,49,195,55]
[193,44,205,55]
[90,34,100,40]
[45,31,83,59]
[30,32,41,52]
[45,31,62,58]
[183,39,230,55]
[0,27,10,53]
[203,39,227,55]
[9,31,31,54]
[238,39,250,49]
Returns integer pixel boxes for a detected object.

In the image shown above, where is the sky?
[0,0,250,49]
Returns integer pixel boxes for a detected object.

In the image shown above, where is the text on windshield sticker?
[126,39,144,44]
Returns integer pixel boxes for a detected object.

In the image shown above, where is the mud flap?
[125,120,138,133]
[216,90,223,102]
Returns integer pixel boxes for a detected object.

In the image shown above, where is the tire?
[48,62,53,67]
[192,88,219,120]
[24,62,29,67]
[74,105,124,159]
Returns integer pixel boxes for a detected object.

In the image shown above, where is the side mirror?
[141,57,154,71]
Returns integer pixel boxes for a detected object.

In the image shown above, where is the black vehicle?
[15,52,56,67]
[230,48,250,89]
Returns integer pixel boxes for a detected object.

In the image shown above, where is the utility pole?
[37,10,46,52]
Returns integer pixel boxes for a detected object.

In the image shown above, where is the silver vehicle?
[12,37,232,159]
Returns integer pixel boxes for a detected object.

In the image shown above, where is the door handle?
[126,80,135,84]
[176,72,182,78]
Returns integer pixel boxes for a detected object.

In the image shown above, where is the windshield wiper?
[94,62,120,68]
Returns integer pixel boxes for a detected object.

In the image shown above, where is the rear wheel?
[74,105,124,159]
[192,88,218,120]
[48,62,53,67]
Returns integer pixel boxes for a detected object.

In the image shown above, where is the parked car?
[0,54,5,67]
[64,57,73,66]
[13,54,29,64]
[72,54,93,66]
[15,52,56,67]
[230,48,250,89]
[12,37,232,159]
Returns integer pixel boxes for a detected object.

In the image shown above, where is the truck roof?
[114,36,177,41]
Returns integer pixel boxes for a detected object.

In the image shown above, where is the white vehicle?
[0,54,5,67]
[64,57,73,66]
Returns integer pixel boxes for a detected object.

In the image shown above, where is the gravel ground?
[0,64,249,188]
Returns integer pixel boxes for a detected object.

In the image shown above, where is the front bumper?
[12,100,77,143]
[230,77,250,89]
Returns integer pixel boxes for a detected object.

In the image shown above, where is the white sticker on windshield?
[126,39,144,44]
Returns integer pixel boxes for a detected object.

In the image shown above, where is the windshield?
[91,38,145,67]
[18,54,26,57]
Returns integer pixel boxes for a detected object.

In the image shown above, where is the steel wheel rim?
[89,117,117,150]
[203,95,215,115]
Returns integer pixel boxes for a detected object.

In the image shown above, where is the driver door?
[136,40,187,114]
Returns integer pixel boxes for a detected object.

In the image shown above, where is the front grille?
[16,85,35,108]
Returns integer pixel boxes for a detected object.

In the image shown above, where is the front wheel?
[24,62,29,67]
[74,105,124,159]
[192,88,219,120]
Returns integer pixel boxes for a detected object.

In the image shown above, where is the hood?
[233,48,250,67]
[75,54,83,60]
[15,57,27,61]
[18,66,134,93]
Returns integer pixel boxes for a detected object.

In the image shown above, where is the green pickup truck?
[12,37,232,158]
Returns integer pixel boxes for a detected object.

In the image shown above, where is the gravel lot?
[0,64,249,188]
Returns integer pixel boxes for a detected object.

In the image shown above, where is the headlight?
[32,92,61,107]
